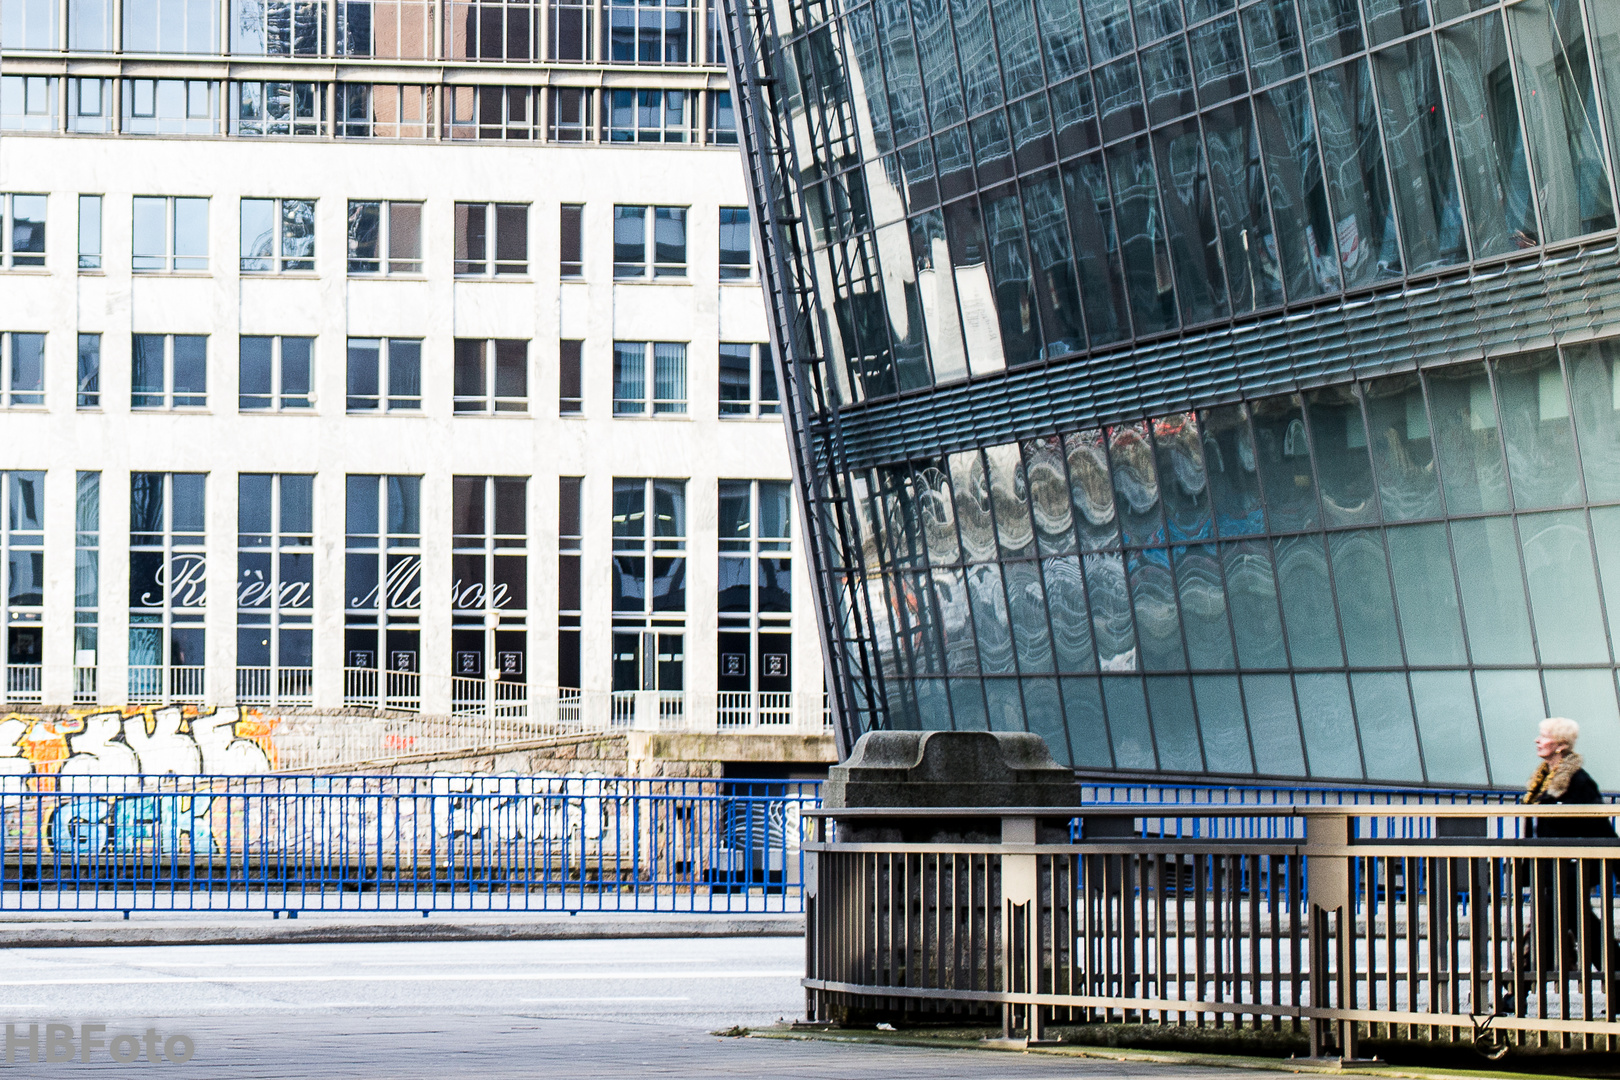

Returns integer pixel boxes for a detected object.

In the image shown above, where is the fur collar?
[1526,753,1585,802]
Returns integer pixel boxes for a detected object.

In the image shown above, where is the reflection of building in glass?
[728,0,1620,782]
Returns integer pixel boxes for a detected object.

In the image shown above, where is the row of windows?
[0,332,781,417]
[2,469,792,698]
[2,193,754,280]
[1,77,738,144]
[0,0,730,63]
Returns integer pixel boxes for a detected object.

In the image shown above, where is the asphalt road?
[0,938,1248,1079]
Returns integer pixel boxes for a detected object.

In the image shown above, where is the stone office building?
[0,0,829,745]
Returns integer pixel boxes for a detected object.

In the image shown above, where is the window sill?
[453,410,532,418]
[78,269,106,277]
[131,407,212,414]
[131,270,213,279]
[239,409,319,416]
[346,274,429,281]
[453,275,533,283]
[719,277,757,285]
[0,267,49,276]
[612,276,691,285]
[345,410,425,416]
[611,411,692,420]
[1,404,49,412]
[240,271,322,280]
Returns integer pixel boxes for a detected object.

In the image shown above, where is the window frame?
[132,195,210,273]
[453,202,530,276]
[1,332,46,408]
[240,197,316,273]
[718,341,780,418]
[453,337,530,414]
[78,194,102,270]
[131,333,209,410]
[239,335,315,412]
[77,332,100,409]
[346,199,424,275]
[613,339,687,416]
[2,193,47,270]
[346,336,423,413]
[612,203,687,279]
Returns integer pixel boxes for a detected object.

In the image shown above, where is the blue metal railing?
[0,774,819,914]
[4,773,1612,914]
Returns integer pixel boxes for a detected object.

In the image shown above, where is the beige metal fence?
[804,805,1620,1057]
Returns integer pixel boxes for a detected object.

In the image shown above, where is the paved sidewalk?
[0,909,803,947]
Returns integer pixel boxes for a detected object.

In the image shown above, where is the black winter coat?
[1528,767,1618,840]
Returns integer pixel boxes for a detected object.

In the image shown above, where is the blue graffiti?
[47,795,214,856]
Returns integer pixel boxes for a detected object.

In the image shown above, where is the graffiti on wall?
[0,706,278,777]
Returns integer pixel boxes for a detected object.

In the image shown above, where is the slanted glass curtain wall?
[851,341,1620,785]
[731,0,1620,782]
[781,0,1620,405]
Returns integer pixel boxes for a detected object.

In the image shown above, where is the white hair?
[1539,717,1580,748]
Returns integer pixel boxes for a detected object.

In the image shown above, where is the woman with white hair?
[1522,717,1614,838]
[1502,717,1618,1014]
[1522,718,1613,841]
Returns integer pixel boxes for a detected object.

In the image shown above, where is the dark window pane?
[1520,509,1608,664]
[1373,37,1466,271]
[1327,529,1402,666]
[1222,539,1286,668]
[1249,393,1320,531]
[1274,534,1343,667]
[1152,120,1228,325]
[1254,79,1338,301]
[1437,13,1537,257]
[1312,58,1402,286]
[239,335,273,408]
[1304,384,1377,526]
[1296,672,1362,779]
[1350,671,1423,782]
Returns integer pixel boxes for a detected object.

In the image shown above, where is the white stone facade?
[0,11,824,733]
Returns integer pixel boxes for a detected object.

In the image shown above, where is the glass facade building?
[724,0,1620,783]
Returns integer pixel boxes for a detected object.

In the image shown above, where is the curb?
[0,914,805,948]
[737,1028,1591,1080]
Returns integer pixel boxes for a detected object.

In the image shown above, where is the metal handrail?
[805,802,1620,1057]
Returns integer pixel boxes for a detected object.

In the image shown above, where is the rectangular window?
[717,478,793,697]
[337,0,434,57]
[559,339,583,414]
[78,194,101,269]
[77,333,100,408]
[706,89,735,144]
[558,474,582,690]
[131,334,208,409]
[74,470,99,703]
[122,79,220,134]
[347,199,422,274]
[445,85,541,140]
[451,475,528,699]
[603,88,693,142]
[133,196,209,272]
[547,87,592,140]
[240,336,314,411]
[1,333,45,408]
[236,473,315,705]
[346,337,421,411]
[604,0,691,63]
[337,83,434,138]
[612,477,685,693]
[2,471,45,702]
[230,81,327,135]
[548,0,590,59]
[229,0,327,53]
[69,0,112,50]
[454,203,528,275]
[241,198,315,273]
[444,0,537,58]
[344,473,423,708]
[128,472,207,704]
[68,77,112,132]
[613,340,686,415]
[718,206,750,279]
[453,338,528,413]
[704,0,722,63]
[718,342,779,416]
[121,0,217,51]
[2,194,45,269]
[0,75,58,132]
[560,203,583,276]
[2,0,58,47]
[613,204,686,277]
